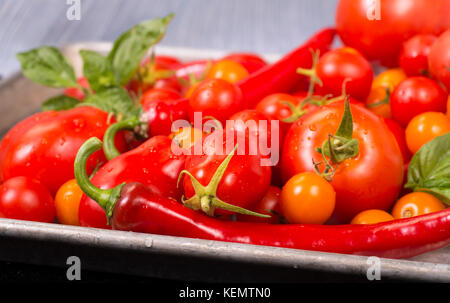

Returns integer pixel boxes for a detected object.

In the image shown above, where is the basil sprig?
[405,132,450,205]
[16,14,173,119]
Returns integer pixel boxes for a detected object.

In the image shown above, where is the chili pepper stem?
[178,145,270,218]
[74,137,125,222]
[103,116,147,160]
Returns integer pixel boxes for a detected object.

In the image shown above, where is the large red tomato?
[336,0,450,67]
[429,29,450,92]
[281,101,404,223]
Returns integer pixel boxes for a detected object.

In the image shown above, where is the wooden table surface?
[0,0,337,79]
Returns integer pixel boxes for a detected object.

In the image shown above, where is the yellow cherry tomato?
[391,192,446,219]
[350,209,394,225]
[405,112,450,154]
[280,172,336,224]
[54,179,83,225]
[206,59,249,83]
[365,86,391,118]
[372,68,407,91]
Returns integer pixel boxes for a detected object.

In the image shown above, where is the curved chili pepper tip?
[74,137,125,222]
[103,116,144,160]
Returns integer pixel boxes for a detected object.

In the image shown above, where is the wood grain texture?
[0,0,338,79]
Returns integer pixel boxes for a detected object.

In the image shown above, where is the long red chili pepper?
[237,28,336,108]
[75,138,450,259]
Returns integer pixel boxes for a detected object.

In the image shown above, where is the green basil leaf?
[82,86,140,120]
[107,14,174,85]
[42,95,79,111]
[16,46,78,88]
[79,50,116,92]
[406,132,450,204]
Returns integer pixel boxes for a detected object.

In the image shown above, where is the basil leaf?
[82,86,140,120]
[42,95,79,111]
[16,46,78,88]
[79,50,116,92]
[406,132,450,204]
[107,14,174,85]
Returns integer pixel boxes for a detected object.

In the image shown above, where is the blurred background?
[0,0,338,79]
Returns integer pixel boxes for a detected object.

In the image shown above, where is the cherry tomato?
[314,47,373,101]
[64,77,89,100]
[54,179,83,226]
[405,112,450,154]
[188,78,246,125]
[280,172,335,224]
[236,186,282,224]
[399,34,437,76]
[282,101,404,223]
[365,86,391,118]
[336,0,450,66]
[350,209,394,225]
[390,77,447,127]
[429,29,450,92]
[255,93,300,138]
[447,95,450,118]
[0,176,55,223]
[392,192,446,219]
[140,88,188,137]
[206,60,249,83]
[153,77,184,94]
[169,126,204,149]
[183,128,272,216]
[371,68,407,91]
[221,53,267,74]
[384,118,412,164]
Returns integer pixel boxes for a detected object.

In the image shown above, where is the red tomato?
[153,77,184,94]
[188,78,246,125]
[399,34,437,76]
[140,88,188,137]
[336,0,450,67]
[182,128,271,216]
[390,77,447,127]
[281,101,404,223]
[429,29,450,92]
[383,118,412,164]
[0,177,55,223]
[255,93,300,138]
[314,47,373,101]
[221,53,268,74]
[64,77,89,100]
[236,186,282,224]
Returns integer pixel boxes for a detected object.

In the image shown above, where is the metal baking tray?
[0,43,448,282]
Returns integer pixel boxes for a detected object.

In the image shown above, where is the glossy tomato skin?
[0,106,125,194]
[206,60,249,83]
[336,0,450,66]
[0,176,55,223]
[390,77,447,127]
[281,101,404,223]
[399,34,437,76]
[236,186,282,224]
[79,136,186,229]
[183,129,272,216]
[429,29,450,92]
[315,48,373,101]
[383,118,412,164]
[188,78,246,125]
[140,88,188,137]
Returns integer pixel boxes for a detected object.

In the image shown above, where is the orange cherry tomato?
[280,172,336,224]
[365,86,391,118]
[391,192,446,219]
[169,127,204,149]
[405,112,450,154]
[206,59,249,83]
[185,82,199,98]
[350,209,394,225]
[54,179,83,225]
[372,68,407,91]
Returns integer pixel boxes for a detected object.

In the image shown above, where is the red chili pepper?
[0,106,126,194]
[237,28,336,108]
[78,133,186,229]
[75,137,450,259]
